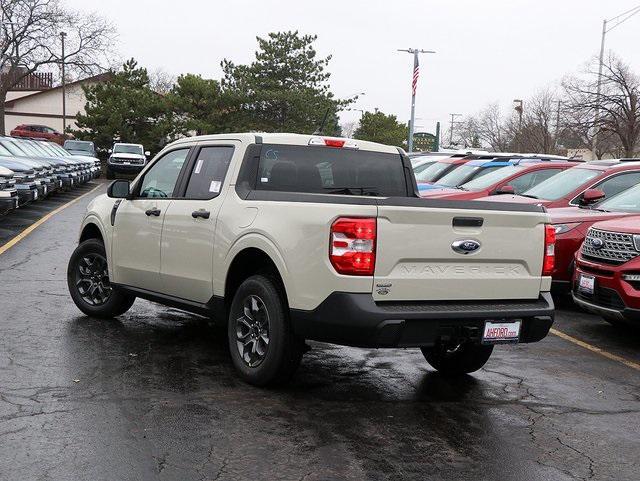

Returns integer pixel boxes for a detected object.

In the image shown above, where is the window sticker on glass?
[261,177,269,183]
[209,180,221,193]
[194,159,203,174]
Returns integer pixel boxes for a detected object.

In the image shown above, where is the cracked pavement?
[0,183,639,481]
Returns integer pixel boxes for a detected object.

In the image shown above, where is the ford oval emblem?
[592,238,605,250]
[451,239,481,255]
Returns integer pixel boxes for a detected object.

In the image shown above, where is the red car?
[548,183,640,289]
[10,124,68,145]
[419,159,577,200]
[475,159,640,208]
[573,214,640,327]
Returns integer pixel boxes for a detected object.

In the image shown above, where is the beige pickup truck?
[67,133,555,386]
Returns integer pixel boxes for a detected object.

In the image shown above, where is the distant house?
[3,72,111,134]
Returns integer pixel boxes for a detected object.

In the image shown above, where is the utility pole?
[60,31,67,133]
[593,5,640,154]
[397,48,435,152]
[448,113,461,147]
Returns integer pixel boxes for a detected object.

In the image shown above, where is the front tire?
[227,275,303,386]
[67,239,135,318]
[421,342,493,376]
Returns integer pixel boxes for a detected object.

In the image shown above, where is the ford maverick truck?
[68,133,555,386]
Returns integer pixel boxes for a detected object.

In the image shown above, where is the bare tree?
[474,103,513,152]
[149,67,175,94]
[0,0,116,133]
[563,54,640,158]
[514,89,559,154]
[340,119,358,139]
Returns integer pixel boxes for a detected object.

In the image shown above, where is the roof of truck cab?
[167,133,402,155]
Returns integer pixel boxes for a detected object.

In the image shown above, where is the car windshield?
[461,165,525,191]
[0,140,28,156]
[114,144,143,154]
[412,160,436,175]
[13,141,43,157]
[64,141,94,152]
[416,161,458,183]
[0,143,15,156]
[437,164,503,187]
[598,185,640,213]
[523,167,601,200]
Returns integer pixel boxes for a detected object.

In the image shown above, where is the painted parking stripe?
[0,184,102,256]
[550,328,640,372]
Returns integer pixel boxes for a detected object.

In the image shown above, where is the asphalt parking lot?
[0,182,638,481]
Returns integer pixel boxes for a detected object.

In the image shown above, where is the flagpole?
[398,48,436,153]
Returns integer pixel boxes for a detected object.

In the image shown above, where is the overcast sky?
[67,0,640,134]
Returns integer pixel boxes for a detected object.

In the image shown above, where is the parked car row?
[0,137,100,215]
[411,152,640,328]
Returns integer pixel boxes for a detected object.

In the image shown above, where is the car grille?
[574,285,626,310]
[581,228,639,265]
[111,157,143,165]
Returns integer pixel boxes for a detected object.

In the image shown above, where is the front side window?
[184,146,234,199]
[593,172,640,200]
[255,144,407,196]
[138,149,189,198]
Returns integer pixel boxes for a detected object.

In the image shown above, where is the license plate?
[578,274,595,295]
[123,161,130,165]
[482,320,521,344]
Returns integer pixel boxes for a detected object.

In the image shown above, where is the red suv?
[417,160,577,200]
[573,214,640,327]
[547,182,640,290]
[10,124,68,145]
[475,159,640,208]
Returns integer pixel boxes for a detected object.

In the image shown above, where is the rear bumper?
[0,196,17,214]
[290,292,554,348]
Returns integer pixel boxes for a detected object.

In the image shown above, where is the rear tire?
[227,274,303,386]
[421,342,493,376]
[67,239,135,318]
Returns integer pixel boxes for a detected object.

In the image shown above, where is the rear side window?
[184,146,234,199]
[255,144,407,196]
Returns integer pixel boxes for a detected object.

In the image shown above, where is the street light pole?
[449,113,461,147]
[593,4,640,154]
[513,99,523,152]
[60,31,67,133]
[398,48,435,153]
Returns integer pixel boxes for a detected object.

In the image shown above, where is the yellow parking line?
[550,328,640,372]
[0,184,102,256]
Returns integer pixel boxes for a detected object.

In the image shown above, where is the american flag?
[412,54,419,96]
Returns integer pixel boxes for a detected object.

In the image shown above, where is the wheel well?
[79,223,103,244]
[224,248,287,310]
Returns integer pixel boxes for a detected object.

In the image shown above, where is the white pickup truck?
[67,133,555,386]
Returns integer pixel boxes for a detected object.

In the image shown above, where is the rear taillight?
[542,224,555,276]
[330,217,376,276]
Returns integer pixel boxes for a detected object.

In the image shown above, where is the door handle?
[145,208,161,217]
[192,209,210,219]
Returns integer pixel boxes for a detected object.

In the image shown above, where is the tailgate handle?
[453,217,483,228]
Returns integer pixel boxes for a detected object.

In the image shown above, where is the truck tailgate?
[374,200,549,301]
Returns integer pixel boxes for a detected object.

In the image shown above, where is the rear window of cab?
[254,144,408,197]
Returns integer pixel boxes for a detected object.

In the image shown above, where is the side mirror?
[580,188,605,206]
[494,185,515,195]
[108,149,113,154]
[107,179,130,199]
[144,151,150,156]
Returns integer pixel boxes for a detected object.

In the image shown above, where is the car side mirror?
[494,185,515,195]
[144,151,150,156]
[107,179,130,199]
[579,188,605,205]
[108,149,113,154]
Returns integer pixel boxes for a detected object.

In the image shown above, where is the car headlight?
[554,223,581,235]
[634,235,640,251]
